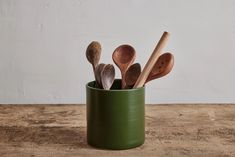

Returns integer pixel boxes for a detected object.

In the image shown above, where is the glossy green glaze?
[86,79,145,150]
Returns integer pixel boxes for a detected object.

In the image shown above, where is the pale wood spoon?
[94,63,106,88]
[146,52,174,83]
[101,64,115,90]
[86,41,101,78]
[112,45,136,89]
[134,32,169,88]
[124,63,141,89]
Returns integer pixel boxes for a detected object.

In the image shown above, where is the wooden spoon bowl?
[112,45,136,88]
[101,64,115,90]
[146,52,174,83]
[124,63,141,88]
[86,41,102,79]
[95,63,106,88]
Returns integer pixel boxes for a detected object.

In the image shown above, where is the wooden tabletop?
[0,104,234,157]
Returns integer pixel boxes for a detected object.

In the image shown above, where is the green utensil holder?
[86,79,145,150]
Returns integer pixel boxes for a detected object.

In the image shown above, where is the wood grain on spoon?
[95,63,106,88]
[146,52,174,83]
[112,45,136,89]
[133,32,170,88]
[124,63,141,88]
[101,64,115,90]
[86,41,101,78]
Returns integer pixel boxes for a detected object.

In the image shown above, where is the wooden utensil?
[95,63,106,88]
[86,41,101,77]
[146,52,174,83]
[133,32,170,88]
[112,45,136,89]
[124,63,141,88]
[101,64,115,90]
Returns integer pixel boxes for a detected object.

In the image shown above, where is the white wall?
[0,0,235,104]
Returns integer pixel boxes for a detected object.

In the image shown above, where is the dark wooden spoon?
[94,63,106,88]
[112,45,136,89]
[86,41,101,77]
[124,63,141,88]
[101,64,115,90]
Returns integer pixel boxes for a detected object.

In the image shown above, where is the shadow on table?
[0,126,91,148]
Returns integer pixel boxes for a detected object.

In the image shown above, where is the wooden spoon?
[101,64,115,90]
[124,63,141,88]
[134,32,170,88]
[146,52,174,83]
[112,45,136,89]
[86,41,101,77]
[94,63,106,88]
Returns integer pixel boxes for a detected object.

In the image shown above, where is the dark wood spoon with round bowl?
[112,45,136,89]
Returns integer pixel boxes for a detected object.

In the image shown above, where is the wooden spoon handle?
[133,32,170,88]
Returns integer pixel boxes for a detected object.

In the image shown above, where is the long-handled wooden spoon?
[86,41,101,78]
[146,52,174,83]
[124,63,141,89]
[101,64,115,90]
[133,32,170,88]
[112,45,136,89]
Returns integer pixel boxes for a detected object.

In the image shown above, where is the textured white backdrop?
[0,0,235,104]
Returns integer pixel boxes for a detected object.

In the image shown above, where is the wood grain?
[134,31,170,88]
[0,104,235,157]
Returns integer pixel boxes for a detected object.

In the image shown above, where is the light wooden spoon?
[146,52,174,83]
[112,45,136,89]
[101,64,115,90]
[134,32,169,88]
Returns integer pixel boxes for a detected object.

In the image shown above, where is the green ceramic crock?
[86,79,145,150]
